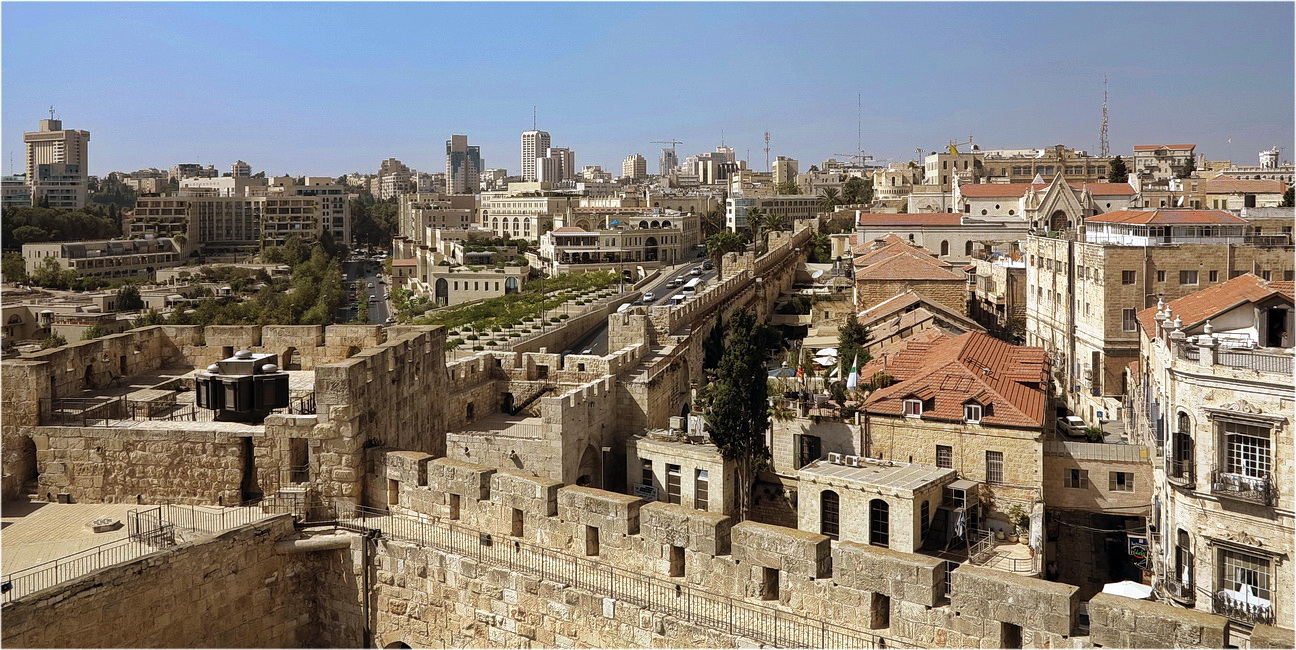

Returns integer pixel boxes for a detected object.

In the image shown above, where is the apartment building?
[24,118,90,209]
[377,158,415,200]
[396,193,475,241]
[1133,275,1293,632]
[1132,144,1196,187]
[23,238,182,280]
[3,174,32,208]
[1203,179,1287,211]
[231,160,251,178]
[923,149,984,192]
[968,253,1028,343]
[446,135,482,193]
[1024,209,1294,425]
[872,163,923,205]
[725,195,820,231]
[772,156,799,186]
[478,193,577,240]
[622,154,647,181]
[859,331,1049,525]
[126,177,350,255]
[538,214,694,274]
[178,176,268,197]
[978,145,1115,185]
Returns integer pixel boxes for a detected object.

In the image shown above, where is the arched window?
[821,490,840,540]
[965,241,974,256]
[869,499,889,548]
[940,240,949,256]
[1174,529,1193,589]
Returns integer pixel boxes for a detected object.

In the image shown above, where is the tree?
[1178,156,1196,179]
[81,322,112,340]
[116,284,144,311]
[818,187,841,212]
[774,180,802,195]
[1282,187,1293,207]
[1108,156,1129,183]
[835,315,872,384]
[700,206,725,237]
[706,231,747,274]
[133,308,166,328]
[700,308,772,521]
[40,333,67,349]
[806,232,833,264]
[30,256,70,289]
[842,176,873,205]
[2,252,28,284]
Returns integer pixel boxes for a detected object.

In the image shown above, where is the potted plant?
[1007,504,1029,543]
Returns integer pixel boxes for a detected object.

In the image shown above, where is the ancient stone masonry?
[1,324,446,510]
[361,449,1240,649]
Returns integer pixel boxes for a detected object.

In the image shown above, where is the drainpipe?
[360,529,379,648]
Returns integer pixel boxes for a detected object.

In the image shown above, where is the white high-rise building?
[24,116,90,209]
[622,154,647,180]
[660,148,679,175]
[521,130,551,182]
[536,153,564,184]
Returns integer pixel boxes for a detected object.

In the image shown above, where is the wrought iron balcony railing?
[1209,470,1276,506]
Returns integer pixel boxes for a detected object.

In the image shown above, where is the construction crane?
[651,139,683,154]
[947,136,975,156]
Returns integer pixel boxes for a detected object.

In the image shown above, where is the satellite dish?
[810,269,825,279]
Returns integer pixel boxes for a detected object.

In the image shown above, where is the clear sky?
[3,2,1293,178]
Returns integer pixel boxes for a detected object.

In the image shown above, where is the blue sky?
[3,2,1293,177]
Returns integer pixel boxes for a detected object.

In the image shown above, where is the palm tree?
[818,187,841,213]
[706,231,747,275]
[745,206,767,248]
[763,213,789,235]
[700,206,725,237]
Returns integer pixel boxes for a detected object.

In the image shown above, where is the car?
[368,295,379,303]
[643,292,656,302]
[367,282,375,289]
[385,316,395,324]
[702,261,714,270]
[383,292,391,300]
[1057,416,1086,438]
[581,349,593,355]
[690,267,701,276]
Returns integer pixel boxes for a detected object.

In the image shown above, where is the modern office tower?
[660,148,679,175]
[24,116,90,208]
[546,147,575,181]
[521,130,551,182]
[446,135,482,194]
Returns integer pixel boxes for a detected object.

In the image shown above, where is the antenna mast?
[764,131,771,172]
[1100,76,1110,157]
[532,106,536,131]
[857,93,863,163]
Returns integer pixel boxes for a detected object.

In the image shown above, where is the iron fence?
[1209,469,1276,506]
[325,505,912,648]
[1216,350,1292,375]
[1,537,158,603]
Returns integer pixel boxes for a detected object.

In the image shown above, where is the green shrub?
[472,345,484,351]
[466,334,478,340]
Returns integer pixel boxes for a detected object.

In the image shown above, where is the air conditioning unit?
[844,456,861,467]
[827,452,843,465]
[668,416,685,431]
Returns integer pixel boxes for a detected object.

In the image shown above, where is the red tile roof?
[1203,179,1288,194]
[1085,209,1246,225]
[1136,273,1295,336]
[1077,182,1138,196]
[857,212,962,227]
[552,226,588,233]
[856,253,965,281]
[860,332,1048,428]
[391,258,417,266]
[1133,144,1196,151]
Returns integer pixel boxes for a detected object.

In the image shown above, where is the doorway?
[239,437,262,502]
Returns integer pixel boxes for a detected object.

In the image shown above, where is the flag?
[954,510,966,539]
[610,219,620,225]
[844,354,859,390]
[795,346,805,383]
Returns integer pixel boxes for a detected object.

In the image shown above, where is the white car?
[643,292,656,302]
[1057,416,1086,437]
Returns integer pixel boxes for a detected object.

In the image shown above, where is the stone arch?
[504,277,519,294]
[1049,210,1069,232]
[384,642,412,649]
[435,278,449,306]
[577,444,601,488]
[283,347,301,371]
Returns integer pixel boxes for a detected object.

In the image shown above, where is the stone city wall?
[0,516,324,648]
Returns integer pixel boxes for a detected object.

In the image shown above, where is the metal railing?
[323,505,913,649]
[966,528,997,566]
[38,396,196,427]
[1160,578,1195,604]
[1216,350,1292,375]
[1212,588,1275,625]
[1165,458,1195,486]
[1209,470,1277,506]
[1,499,283,604]
[288,392,316,415]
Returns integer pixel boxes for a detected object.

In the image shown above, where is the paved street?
[343,259,390,325]
[564,259,718,356]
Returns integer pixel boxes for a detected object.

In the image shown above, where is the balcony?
[1216,350,1293,375]
[1209,470,1276,506]
[1166,458,1195,488]
[1213,588,1274,626]
[1160,578,1195,606]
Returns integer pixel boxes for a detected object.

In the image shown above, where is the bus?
[681,278,703,295]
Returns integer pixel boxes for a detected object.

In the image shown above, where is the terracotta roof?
[857,212,962,227]
[1085,209,1246,225]
[1077,182,1138,196]
[1203,179,1288,194]
[552,226,588,233]
[390,258,417,266]
[856,252,965,281]
[957,183,1033,198]
[860,332,1048,428]
[856,290,984,334]
[1133,144,1196,151]
[1136,273,1294,335]
[853,239,936,266]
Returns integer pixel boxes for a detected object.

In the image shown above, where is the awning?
[1101,581,1153,600]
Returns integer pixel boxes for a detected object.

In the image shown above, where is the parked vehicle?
[1057,416,1086,437]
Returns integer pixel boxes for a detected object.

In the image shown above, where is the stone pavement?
[1,500,143,575]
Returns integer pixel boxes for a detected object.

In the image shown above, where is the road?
[342,260,390,325]
[564,260,718,356]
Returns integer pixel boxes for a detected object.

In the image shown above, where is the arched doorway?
[1049,210,1069,232]
[435,278,449,306]
[283,347,301,371]
[645,236,659,261]
[384,642,412,649]
[577,444,602,489]
[504,277,519,295]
